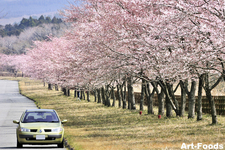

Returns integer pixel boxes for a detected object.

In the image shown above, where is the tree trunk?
[187,81,196,119]
[55,84,59,91]
[62,87,66,95]
[147,95,154,114]
[97,89,101,103]
[48,83,53,90]
[111,87,115,107]
[87,89,90,102]
[140,79,145,111]
[128,83,131,110]
[80,90,83,99]
[119,83,127,109]
[180,80,187,117]
[145,82,154,114]
[204,73,218,124]
[74,89,77,98]
[105,85,111,107]
[131,86,136,110]
[82,91,85,100]
[117,85,122,108]
[127,76,136,110]
[94,89,97,102]
[66,88,70,96]
[77,90,80,98]
[166,83,180,116]
[79,90,82,99]
[14,70,17,77]
[106,95,111,106]
[160,80,178,115]
[197,75,204,121]
[166,96,173,117]
[101,87,106,105]
[120,85,124,108]
[206,90,217,124]
[158,90,165,115]
[123,82,127,109]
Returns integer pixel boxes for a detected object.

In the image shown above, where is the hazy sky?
[0,0,77,25]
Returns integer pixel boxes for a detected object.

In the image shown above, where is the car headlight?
[19,127,30,132]
[52,127,63,132]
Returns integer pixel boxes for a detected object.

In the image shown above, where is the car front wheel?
[17,140,23,148]
[57,139,64,148]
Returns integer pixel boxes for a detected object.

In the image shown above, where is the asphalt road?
[0,80,66,150]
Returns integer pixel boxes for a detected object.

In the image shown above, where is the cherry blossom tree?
[62,0,225,123]
[2,0,225,125]
[164,0,225,124]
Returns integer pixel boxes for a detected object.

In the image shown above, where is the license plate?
[36,135,45,140]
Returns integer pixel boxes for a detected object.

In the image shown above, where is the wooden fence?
[0,71,24,77]
[115,91,225,115]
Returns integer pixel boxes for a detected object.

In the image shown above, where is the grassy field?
[1,77,225,150]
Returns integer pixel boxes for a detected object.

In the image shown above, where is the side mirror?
[61,120,67,124]
[13,120,19,124]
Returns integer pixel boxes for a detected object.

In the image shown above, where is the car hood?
[20,122,61,128]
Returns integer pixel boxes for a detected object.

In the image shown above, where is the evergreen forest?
[0,15,62,37]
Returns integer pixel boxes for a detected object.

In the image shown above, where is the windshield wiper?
[48,121,59,123]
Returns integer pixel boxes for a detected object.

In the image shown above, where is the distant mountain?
[0,18,69,55]
[0,15,63,37]
[0,0,78,25]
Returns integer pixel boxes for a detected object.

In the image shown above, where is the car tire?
[17,140,23,148]
[57,139,64,148]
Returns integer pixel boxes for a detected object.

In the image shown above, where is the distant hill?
[0,15,63,37]
[0,16,70,55]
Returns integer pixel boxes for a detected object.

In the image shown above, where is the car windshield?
[22,111,59,123]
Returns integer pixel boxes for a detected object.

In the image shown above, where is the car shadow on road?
[0,147,17,149]
[0,146,58,149]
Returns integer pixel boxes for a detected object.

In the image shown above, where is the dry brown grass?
[1,77,225,150]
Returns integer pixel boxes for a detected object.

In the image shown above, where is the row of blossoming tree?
[1,0,225,124]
